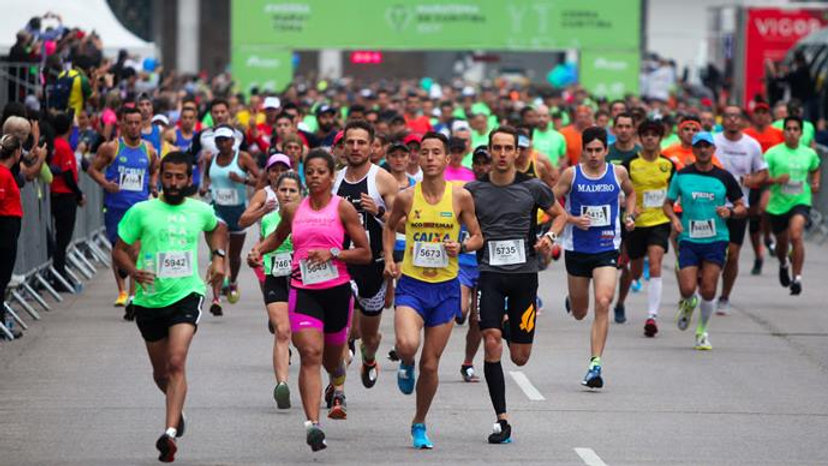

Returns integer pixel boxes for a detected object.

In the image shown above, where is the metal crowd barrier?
[1,172,111,340]
[806,145,828,245]
[0,61,40,105]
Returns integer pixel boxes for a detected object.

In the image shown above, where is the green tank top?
[260,187,293,276]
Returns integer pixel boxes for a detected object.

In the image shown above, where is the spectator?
[2,115,46,184]
[49,112,84,289]
[0,135,24,339]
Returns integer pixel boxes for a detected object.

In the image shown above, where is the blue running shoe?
[631,279,642,293]
[536,296,544,313]
[411,423,433,449]
[581,364,603,389]
[397,362,415,395]
[643,257,650,281]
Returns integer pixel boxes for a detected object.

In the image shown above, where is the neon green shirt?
[764,143,821,215]
[118,198,219,308]
[773,119,815,147]
[261,204,294,276]
[533,126,567,166]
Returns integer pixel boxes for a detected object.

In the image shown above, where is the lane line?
[575,447,608,466]
[508,371,545,401]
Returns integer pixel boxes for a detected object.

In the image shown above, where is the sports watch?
[330,247,342,259]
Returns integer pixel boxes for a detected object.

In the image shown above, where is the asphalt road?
[2,240,828,465]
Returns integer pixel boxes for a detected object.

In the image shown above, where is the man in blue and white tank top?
[164,107,198,195]
[553,126,636,390]
[137,94,162,155]
[88,107,159,312]
[203,125,260,316]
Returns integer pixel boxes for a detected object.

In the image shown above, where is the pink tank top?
[291,195,350,289]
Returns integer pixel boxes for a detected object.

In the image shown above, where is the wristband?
[374,205,386,219]
[544,231,558,244]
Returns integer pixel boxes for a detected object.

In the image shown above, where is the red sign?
[744,8,828,104]
[350,51,383,64]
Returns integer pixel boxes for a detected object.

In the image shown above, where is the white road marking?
[508,371,545,401]
[575,447,609,466]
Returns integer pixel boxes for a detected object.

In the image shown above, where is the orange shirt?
[559,125,582,167]
[662,143,723,170]
[744,126,784,153]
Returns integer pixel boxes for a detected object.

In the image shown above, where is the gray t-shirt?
[466,172,555,274]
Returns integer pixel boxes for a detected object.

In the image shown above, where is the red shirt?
[0,164,23,217]
[744,126,784,153]
[50,137,78,195]
[405,115,432,135]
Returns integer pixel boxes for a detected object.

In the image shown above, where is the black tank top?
[334,167,385,263]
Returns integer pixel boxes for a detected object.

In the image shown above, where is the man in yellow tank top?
[383,132,483,450]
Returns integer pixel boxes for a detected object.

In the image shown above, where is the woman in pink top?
[248,149,370,452]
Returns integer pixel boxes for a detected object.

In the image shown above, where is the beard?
[164,188,186,205]
[319,122,335,133]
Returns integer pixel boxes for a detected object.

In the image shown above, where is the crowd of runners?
[3,77,821,462]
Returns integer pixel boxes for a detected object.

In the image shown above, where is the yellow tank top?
[402,182,460,283]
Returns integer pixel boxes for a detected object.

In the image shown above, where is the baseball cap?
[692,132,715,146]
[333,130,345,146]
[151,114,169,126]
[518,135,530,149]
[263,96,281,110]
[461,86,476,98]
[472,146,491,163]
[316,104,336,117]
[637,118,665,137]
[451,120,471,133]
[403,133,422,146]
[752,102,770,113]
[448,137,467,152]
[388,142,409,153]
[266,153,292,170]
[214,126,235,140]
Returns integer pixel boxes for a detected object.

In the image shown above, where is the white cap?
[151,114,169,126]
[214,127,235,140]
[451,120,471,133]
[263,96,281,110]
[461,86,476,97]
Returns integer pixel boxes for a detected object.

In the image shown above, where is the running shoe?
[123,301,135,321]
[488,419,512,444]
[387,346,400,362]
[155,434,177,463]
[644,317,658,337]
[613,303,626,324]
[643,257,650,281]
[536,296,545,314]
[114,291,128,307]
[551,243,562,261]
[397,362,416,395]
[460,364,479,383]
[227,284,240,304]
[176,411,186,438]
[348,338,356,362]
[267,319,274,334]
[361,360,379,389]
[765,237,776,256]
[779,264,791,288]
[411,423,434,449]
[304,421,327,452]
[274,382,291,409]
[455,312,467,325]
[221,278,230,296]
[677,295,698,331]
[790,278,802,296]
[581,364,603,389]
[631,279,642,293]
[751,258,763,276]
[564,295,571,314]
[328,391,347,420]
[324,383,335,409]
[716,297,730,316]
[209,298,223,316]
[694,332,712,350]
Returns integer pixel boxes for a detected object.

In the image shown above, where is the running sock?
[697,299,715,335]
[360,342,377,363]
[589,356,602,369]
[165,427,177,438]
[794,274,802,282]
[331,362,347,387]
[647,277,663,318]
[484,361,506,416]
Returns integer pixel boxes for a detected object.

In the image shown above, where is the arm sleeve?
[724,172,743,203]
[63,170,82,199]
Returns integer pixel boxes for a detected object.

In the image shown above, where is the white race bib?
[214,188,240,206]
[689,219,716,239]
[782,181,804,195]
[581,205,611,227]
[156,251,194,278]
[412,242,449,268]
[119,171,145,192]
[488,239,526,266]
[643,189,666,208]
[299,259,339,285]
[270,252,292,277]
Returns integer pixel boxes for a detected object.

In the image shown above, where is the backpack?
[47,70,75,111]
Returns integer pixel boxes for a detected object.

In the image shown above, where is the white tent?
[0,0,155,58]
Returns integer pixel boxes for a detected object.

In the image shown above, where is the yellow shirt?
[401,182,460,283]
[623,154,675,227]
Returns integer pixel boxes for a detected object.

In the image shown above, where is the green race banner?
[231,46,293,94]
[580,50,640,99]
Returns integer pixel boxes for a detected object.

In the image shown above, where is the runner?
[616,119,676,337]
[333,120,398,390]
[112,151,227,463]
[238,154,299,409]
[191,99,246,197]
[664,132,746,350]
[137,93,163,153]
[713,106,767,314]
[247,149,371,451]
[382,132,483,449]
[88,107,159,316]
[202,125,260,315]
[764,116,821,295]
[466,126,567,444]
[553,126,636,388]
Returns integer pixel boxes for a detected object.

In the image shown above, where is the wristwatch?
[545,231,558,243]
[625,213,636,223]
[212,249,226,258]
[374,205,386,219]
[460,242,467,254]
[330,247,341,259]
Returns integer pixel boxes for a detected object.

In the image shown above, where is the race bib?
[156,251,194,278]
[643,189,666,208]
[299,259,339,285]
[270,252,292,277]
[214,188,240,206]
[412,242,449,268]
[782,181,804,195]
[488,239,526,266]
[689,219,716,239]
[119,171,145,192]
[581,205,611,227]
